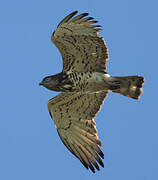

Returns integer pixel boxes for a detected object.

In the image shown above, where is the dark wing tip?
[92,20,98,23]
[57,11,78,27]
[87,17,94,21]
[98,158,104,168]
[64,11,78,22]
[97,149,104,159]
[82,12,89,16]
[71,10,78,16]
[89,164,95,173]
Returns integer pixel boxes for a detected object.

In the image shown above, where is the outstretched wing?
[51,11,108,73]
[48,91,108,173]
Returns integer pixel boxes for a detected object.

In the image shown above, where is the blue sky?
[0,0,157,179]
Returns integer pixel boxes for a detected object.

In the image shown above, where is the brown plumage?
[40,11,145,173]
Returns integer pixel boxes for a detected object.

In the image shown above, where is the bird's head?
[39,73,63,91]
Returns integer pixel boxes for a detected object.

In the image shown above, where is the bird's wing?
[51,11,108,73]
[48,91,108,173]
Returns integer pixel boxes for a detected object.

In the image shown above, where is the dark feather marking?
[59,120,72,130]
[70,35,77,43]
[64,39,76,48]
[61,26,73,33]
[49,111,52,118]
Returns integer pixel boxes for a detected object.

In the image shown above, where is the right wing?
[48,91,108,173]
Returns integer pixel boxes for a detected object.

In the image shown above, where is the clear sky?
[0,0,157,179]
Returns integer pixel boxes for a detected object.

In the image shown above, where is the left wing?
[48,91,108,173]
[51,11,109,73]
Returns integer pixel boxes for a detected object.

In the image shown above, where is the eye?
[44,77,51,82]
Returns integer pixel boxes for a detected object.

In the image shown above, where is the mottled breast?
[65,72,110,93]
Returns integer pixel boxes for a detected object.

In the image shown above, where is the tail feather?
[109,76,145,99]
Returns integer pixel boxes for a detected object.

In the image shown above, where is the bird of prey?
[40,11,144,173]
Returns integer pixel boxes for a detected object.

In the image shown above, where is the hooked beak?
[39,81,44,86]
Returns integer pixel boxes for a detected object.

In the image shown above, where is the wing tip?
[71,10,78,16]
[82,12,89,16]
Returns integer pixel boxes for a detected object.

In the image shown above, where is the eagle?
[40,11,144,173]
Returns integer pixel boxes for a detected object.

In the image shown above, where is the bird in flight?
[40,11,144,173]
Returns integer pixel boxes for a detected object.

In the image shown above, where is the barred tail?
[109,76,145,99]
